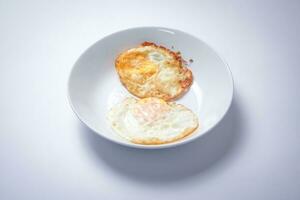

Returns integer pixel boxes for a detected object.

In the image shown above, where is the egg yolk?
[119,51,158,81]
[133,98,170,123]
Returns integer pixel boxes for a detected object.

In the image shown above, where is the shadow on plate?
[79,98,244,183]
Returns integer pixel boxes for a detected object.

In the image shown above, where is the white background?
[0,0,299,199]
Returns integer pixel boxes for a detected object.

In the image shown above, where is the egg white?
[107,97,198,144]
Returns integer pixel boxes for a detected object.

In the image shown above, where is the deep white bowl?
[68,27,234,149]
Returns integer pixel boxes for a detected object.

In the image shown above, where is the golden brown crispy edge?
[115,42,194,101]
[130,125,199,145]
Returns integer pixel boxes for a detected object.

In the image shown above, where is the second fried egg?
[107,97,199,145]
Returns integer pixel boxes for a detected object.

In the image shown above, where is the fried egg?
[115,42,193,101]
[107,97,199,145]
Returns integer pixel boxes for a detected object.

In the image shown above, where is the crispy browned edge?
[115,41,194,101]
[130,125,199,145]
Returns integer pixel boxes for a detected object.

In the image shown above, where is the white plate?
[68,27,234,149]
